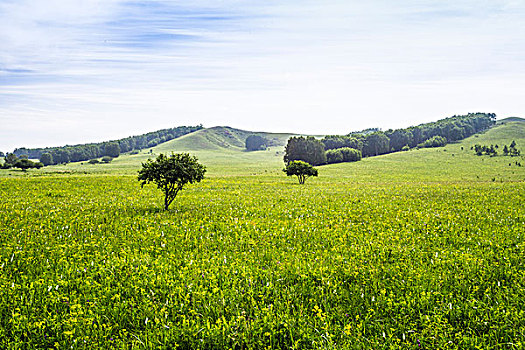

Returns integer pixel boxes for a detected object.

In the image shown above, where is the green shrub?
[326,149,343,164]
[340,147,362,162]
[418,136,447,148]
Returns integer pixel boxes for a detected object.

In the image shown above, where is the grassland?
[1,121,525,349]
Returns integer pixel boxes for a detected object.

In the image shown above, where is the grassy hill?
[93,126,296,176]
[11,126,295,176]
[497,116,525,124]
[13,120,524,183]
[320,120,525,183]
[154,126,293,152]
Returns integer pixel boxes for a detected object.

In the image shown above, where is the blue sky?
[1,0,524,151]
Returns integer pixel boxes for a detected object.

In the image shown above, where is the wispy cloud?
[1,0,525,151]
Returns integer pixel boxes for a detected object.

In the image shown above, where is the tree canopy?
[284,136,326,166]
[104,142,120,158]
[13,125,203,165]
[138,153,206,210]
[14,159,43,171]
[319,113,496,158]
[283,160,318,184]
[39,153,54,166]
[2,153,43,171]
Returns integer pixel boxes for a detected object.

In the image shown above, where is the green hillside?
[16,120,525,183]
[90,126,296,176]
[154,126,293,152]
[497,116,525,124]
[320,120,525,183]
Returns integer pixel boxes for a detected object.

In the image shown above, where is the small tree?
[138,153,206,210]
[4,153,18,166]
[509,140,520,156]
[283,160,318,184]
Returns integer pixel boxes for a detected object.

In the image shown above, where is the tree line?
[1,153,43,171]
[284,113,496,165]
[473,141,521,157]
[12,125,203,165]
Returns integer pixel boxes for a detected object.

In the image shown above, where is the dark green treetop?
[283,160,318,184]
[284,136,326,166]
[138,153,206,210]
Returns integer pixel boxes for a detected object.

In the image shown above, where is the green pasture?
[0,121,525,349]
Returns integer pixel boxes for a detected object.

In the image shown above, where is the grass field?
[1,122,525,349]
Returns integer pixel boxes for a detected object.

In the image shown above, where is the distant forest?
[322,113,496,158]
[284,113,497,166]
[13,125,203,165]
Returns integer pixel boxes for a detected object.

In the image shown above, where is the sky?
[1,0,524,151]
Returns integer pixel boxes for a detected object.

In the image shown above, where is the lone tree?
[4,153,18,166]
[138,153,206,210]
[283,160,318,184]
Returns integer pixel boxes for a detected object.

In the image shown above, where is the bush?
[340,147,362,162]
[418,136,447,148]
[326,149,343,164]
[88,159,100,164]
[13,159,43,171]
[101,156,113,163]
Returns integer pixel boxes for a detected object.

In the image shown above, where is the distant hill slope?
[317,120,525,183]
[93,127,298,176]
[497,117,525,124]
[6,119,524,182]
[154,126,295,152]
[462,120,525,146]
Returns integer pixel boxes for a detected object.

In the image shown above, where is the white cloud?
[1,0,524,151]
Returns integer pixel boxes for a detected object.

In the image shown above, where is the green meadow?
[1,121,525,349]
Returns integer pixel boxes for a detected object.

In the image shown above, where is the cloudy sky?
[1,0,524,151]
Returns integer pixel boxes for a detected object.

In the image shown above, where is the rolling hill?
[154,126,294,152]
[51,126,298,176]
[23,119,524,183]
[497,116,525,124]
